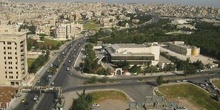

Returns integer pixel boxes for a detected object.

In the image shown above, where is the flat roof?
[0,87,17,102]
[0,33,26,38]
[105,46,154,56]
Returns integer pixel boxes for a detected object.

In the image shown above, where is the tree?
[71,89,93,110]
[183,64,196,76]
[99,77,108,83]
[129,65,141,73]
[193,60,204,70]
[156,76,164,86]
[86,76,98,84]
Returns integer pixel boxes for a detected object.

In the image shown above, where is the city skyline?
[10,0,220,8]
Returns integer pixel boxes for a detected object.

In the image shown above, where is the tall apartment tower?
[0,25,28,86]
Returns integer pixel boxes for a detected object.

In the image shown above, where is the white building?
[103,43,160,65]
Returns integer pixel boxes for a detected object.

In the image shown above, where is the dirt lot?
[63,90,130,110]
[92,99,128,110]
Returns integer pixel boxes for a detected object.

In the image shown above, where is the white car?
[92,103,100,107]
[66,67,70,71]
[33,95,38,101]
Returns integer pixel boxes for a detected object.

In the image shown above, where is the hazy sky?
[10,0,220,8]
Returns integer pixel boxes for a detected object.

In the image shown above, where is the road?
[14,38,86,110]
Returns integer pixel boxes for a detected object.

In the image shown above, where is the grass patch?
[90,90,129,103]
[27,58,36,68]
[213,80,220,89]
[83,21,101,31]
[158,84,220,110]
[43,38,63,45]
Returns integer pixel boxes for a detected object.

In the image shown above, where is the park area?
[157,84,220,110]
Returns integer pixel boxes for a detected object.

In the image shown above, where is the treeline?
[161,52,204,75]
[91,19,220,60]
[28,50,50,73]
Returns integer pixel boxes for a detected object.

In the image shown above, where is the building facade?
[0,25,28,86]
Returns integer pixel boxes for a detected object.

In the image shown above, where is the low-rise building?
[165,41,200,56]
[103,43,160,66]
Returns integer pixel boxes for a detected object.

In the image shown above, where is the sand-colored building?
[0,25,28,86]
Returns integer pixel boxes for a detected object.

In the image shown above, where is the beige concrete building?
[0,25,28,86]
[166,41,200,56]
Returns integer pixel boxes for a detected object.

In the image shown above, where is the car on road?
[66,67,70,71]
[33,95,39,101]
[21,98,26,103]
[68,60,71,63]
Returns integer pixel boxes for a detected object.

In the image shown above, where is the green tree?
[129,65,141,73]
[99,77,108,83]
[86,76,98,84]
[71,89,93,110]
[183,64,197,76]
[156,76,164,86]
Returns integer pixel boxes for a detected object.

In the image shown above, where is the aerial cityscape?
[0,0,220,110]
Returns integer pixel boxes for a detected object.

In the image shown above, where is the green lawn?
[158,84,220,110]
[43,38,63,45]
[90,90,129,103]
[213,80,220,89]
[27,58,36,68]
[83,21,101,31]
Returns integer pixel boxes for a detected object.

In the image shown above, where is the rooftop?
[0,87,17,102]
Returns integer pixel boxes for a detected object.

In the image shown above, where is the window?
[8,57,12,59]
[5,76,7,78]
[16,62,17,64]
[9,67,12,69]
[15,57,17,59]
[5,62,6,64]
[9,71,13,74]
[16,76,18,79]
[3,47,5,49]
[15,47,17,50]
[4,52,6,54]
[4,57,6,59]
[9,62,12,64]
[15,67,17,69]
[5,67,6,69]
[16,71,18,74]
[8,52,12,54]
[7,42,11,45]
[15,52,17,55]
[9,76,13,79]
[5,71,7,74]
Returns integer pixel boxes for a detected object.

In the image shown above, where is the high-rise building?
[0,25,28,86]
